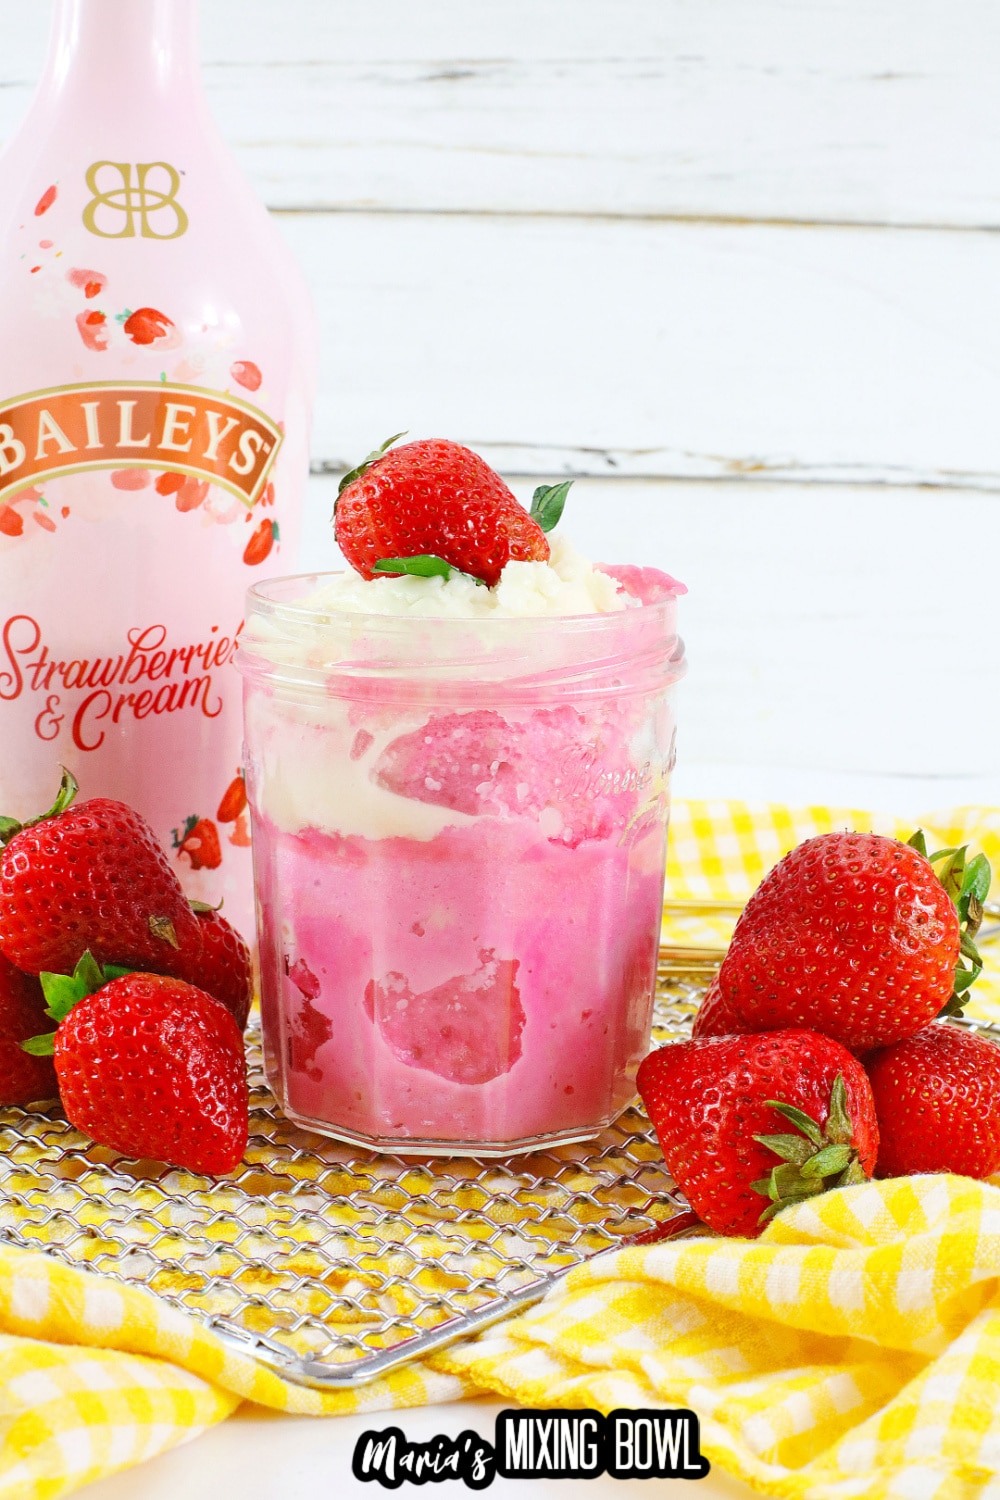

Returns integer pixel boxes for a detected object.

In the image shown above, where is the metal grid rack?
[0,961,704,1390]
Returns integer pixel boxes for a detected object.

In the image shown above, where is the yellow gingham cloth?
[1,801,999,1500]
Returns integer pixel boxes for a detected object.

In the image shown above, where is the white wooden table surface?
[2,2,999,1495]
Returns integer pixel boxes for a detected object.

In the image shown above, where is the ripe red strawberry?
[177,907,253,1032]
[865,1022,1000,1178]
[637,1030,879,1238]
[41,966,247,1175]
[334,436,551,588]
[691,976,741,1038]
[0,952,57,1106]
[701,833,968,1054]
[0,771,201,977]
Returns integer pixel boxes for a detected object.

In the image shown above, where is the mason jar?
[237,569,685,1156]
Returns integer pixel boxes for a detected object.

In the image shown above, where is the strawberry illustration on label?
[228,814,251,847]
[66,267,107,299]
[75,309,109,351]
[173,815,223,870]
[243,516,278,565]
[175,477,208,512]
[230,360,262,392]
[111,469,151,491]
[216,772,247,824]
[122,307,175,347]
[155,473,207,510]
[155,472,186,496]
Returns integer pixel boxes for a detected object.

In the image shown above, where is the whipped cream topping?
[298,534,636,618]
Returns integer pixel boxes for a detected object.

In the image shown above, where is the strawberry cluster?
[0,770,252,1175]
[639,831,996,1238]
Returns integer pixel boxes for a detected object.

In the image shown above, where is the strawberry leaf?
[38,973,83,1023]
[752,1132,813,1165]
[373,555,487,587]
[335,432,407,500]
[771,1164,825,1199]
[799,1143,853,1178]
[766,1101,824,1147]
[529,480,573,533]
[960,854,991,926]
[907,829,929,857]
[21,1033,55,1057]
[39,951,134,1025]
[825,1073,853,1145]
[373,554,453,579]
[920,837,992,1017]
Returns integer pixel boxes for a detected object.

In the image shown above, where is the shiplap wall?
[2,2,998,798]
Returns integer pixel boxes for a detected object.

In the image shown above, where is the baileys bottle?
[0,0,316,933]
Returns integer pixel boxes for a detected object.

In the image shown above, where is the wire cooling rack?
[0,959,704,1390]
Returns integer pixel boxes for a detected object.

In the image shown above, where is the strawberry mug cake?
[237,439,686,1154]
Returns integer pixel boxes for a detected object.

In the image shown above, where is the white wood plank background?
[5,2,1000,226]
[285,212,1000,487]
[2,0,998,795]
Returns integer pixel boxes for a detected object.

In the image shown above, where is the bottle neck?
[38,0,203,114]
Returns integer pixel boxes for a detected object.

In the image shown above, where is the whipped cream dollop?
[297,534,636,618]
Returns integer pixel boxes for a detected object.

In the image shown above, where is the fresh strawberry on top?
[26,954,247,1175]
[637,1030,878,1238]
[0,769,201,978]
[697,832,987,1055]
[177,904,253,1032]
[865,1022,1000,1179]
[334,435,552,587]
[0,951,58,1106]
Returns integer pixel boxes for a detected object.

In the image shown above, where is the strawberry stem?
[335,431,408,504]
[0,766,79,847]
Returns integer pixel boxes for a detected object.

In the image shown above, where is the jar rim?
[244,569,681,635]
[238,570,686,698]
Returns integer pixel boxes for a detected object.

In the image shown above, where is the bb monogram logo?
[82,161,188,239]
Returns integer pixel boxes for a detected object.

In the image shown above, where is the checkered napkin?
[436,1174,1000,1500]
[0,801,998,1500]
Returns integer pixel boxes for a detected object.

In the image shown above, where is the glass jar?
[238,570,685,1156]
